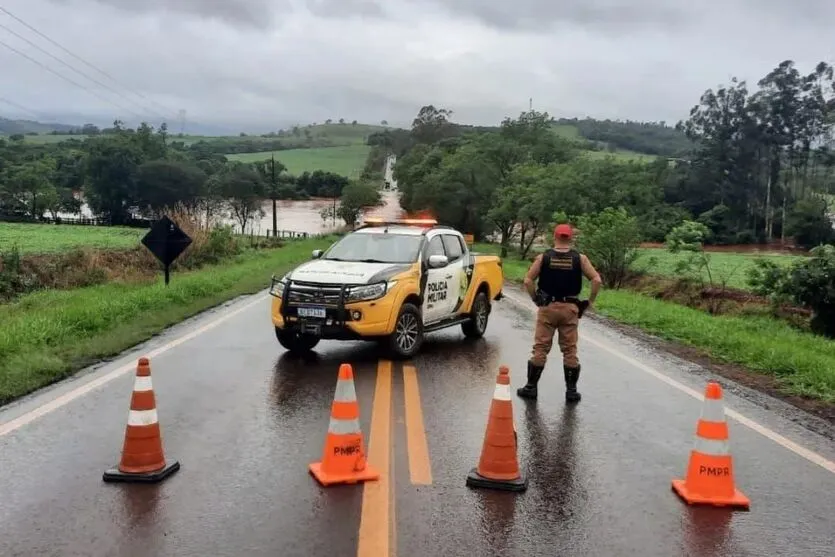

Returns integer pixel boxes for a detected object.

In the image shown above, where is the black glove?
[577,299,590,318]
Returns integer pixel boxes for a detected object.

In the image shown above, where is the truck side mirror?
[311,249,324,259]
[428,254,449,268]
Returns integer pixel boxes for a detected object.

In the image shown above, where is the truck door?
[422,235,449,324]
[440,233,467,317]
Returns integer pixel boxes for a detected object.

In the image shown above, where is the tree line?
[384,59,835,254]
[0,119,380,233]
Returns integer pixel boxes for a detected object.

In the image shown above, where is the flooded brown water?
[238,191,403,235]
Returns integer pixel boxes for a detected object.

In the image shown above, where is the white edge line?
[501,289,835,476]
[0,294,267,437]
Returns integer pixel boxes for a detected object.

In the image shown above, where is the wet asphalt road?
[1,288,834,557]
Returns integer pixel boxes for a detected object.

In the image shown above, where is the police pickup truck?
[269,218,504,359]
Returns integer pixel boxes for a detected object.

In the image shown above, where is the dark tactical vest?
[537,248,583,299]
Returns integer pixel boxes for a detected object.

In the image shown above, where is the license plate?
[297,306,326,319]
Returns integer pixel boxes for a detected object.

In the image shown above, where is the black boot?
[517,361,544,400]
[564,365,581,403]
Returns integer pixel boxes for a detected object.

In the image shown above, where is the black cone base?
[103,460,180,483]
[466,467,527,492]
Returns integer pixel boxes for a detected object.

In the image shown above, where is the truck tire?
[462,291,490,339]
[387,303,424,359]
[275,327,320,353]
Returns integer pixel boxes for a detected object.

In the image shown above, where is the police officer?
[517,223,602,403]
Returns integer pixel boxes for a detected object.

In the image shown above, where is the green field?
[226,144,372,178]
[551,124,582,140]
[583,149,658,162]
[0,222,146,254]
[0,237,332,405]
[15,123,390,146]
[474,243,803,291]
[634,248,803,290]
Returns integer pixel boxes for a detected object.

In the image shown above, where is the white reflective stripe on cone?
[328,417,361,435]
[700,398,726,423]
[694,436,730,456]
[133,376,153,392]
[493,383,511,401]
[127,409,159,427]
[333,379,357,403]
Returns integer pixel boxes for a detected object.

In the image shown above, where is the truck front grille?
[286,282,344,308]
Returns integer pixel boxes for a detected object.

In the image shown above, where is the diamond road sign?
[141,216,192,285]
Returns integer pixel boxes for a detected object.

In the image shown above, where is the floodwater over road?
[61,190,403,236]
[1,289,833,556]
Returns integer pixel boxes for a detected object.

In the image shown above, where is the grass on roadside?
[0,238,332,405]
[590,288,835,402]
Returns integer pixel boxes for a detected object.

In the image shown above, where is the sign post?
[141,216,193,286]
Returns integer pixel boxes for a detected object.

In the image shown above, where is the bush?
[785,198,834,249]
[575,207,641,289]
[748,244,835,338]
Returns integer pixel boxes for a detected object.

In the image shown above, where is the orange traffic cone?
[466,365,527,492]
[672,382,749,509]
[309,363,380,486]
[103,357,180,483]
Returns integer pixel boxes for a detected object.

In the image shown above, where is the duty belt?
[535,291,580,305]
[534,290,589,317]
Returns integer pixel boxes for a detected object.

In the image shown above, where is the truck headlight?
[269,274,288,298]
[346,281,396,303]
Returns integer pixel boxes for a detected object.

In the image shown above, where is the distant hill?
[553,117,694,158]
[4,114,695,160]
[0,117,77,135]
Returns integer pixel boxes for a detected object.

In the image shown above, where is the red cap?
[554,224,573,239]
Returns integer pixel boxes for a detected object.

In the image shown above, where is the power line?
[0,21,169,123]
[0,35,148,121]
[0,96,40,118]
[0,5,180,119]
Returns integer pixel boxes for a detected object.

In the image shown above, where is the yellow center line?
[403,364,432,485]
[357,360,393,557]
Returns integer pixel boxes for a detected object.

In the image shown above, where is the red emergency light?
[363,217,438,228]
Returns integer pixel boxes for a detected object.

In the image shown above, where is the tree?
[83,137,145,224]
[135,160,208,216]
[215,163,266,233]
[575,207,642,289]
[338,181,382,227]
[410,105,454,145]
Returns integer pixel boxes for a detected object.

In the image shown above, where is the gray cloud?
[62,0,281,30]
[1,0,833,133]
[422,0,693,33]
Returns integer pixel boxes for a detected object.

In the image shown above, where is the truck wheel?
[275,327,320,353]
[462,291,490,339]
[387,303,424,359]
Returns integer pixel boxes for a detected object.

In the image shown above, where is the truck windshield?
[324,233,423,264]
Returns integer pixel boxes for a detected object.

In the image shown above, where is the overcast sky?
[0,0,832,133]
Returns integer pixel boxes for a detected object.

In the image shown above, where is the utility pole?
[529,97,532,111]
[270,154,278,237]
